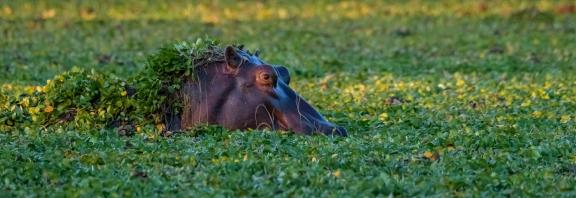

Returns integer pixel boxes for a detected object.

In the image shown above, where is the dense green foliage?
[1,39,221,133]
[1,0,575,197]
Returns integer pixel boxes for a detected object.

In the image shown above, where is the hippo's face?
[181,46,347,136]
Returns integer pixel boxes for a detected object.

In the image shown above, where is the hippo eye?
[262,74,270,80]
[257,72,276,86]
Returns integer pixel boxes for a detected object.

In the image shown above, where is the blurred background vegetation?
[1,0,574,84]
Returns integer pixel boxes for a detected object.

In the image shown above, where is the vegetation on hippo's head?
[145,38,223,78]
[130,38,225,128]
[0,38,226,134]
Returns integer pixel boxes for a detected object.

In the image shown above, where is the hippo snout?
[270,77,348,136]
[273,96,348,136]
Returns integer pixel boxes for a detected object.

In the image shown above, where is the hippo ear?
[225,46,243,69]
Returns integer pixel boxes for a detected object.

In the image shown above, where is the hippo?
[170,46,347,136]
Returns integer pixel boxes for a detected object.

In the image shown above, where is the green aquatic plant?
[0,38,225,134]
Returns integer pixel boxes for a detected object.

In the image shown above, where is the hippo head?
[180,46,347,136]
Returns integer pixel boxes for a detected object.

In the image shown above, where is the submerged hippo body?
[176,46,347,136]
